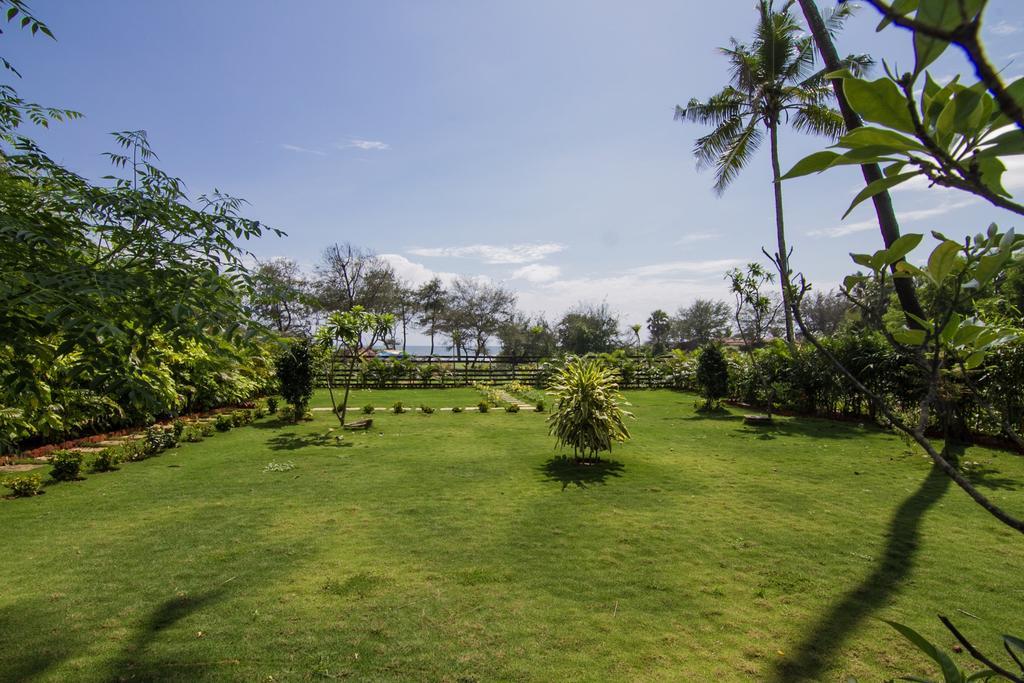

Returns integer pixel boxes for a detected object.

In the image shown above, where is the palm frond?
[675,88,746,126]
[792,103,845,139]
[693,114,746,170]
[823,1,857,38]
[712,116,763,195]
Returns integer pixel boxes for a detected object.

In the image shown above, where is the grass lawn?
[2,390,1022,681]
[311,387,489,411]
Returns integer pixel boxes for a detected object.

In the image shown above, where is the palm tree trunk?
[795,0,926,326]
[768,119,797,348]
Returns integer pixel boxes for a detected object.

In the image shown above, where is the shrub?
[90,448,119,472]
[420,405,434,414]
[696,344,730,410]
[215,414,233,432]
[230,410,246,427]
[171,418,185,439]
[452,405,464,413]
[362,404,375,415]
[144,425,177,453]
[275,340,315,421]
[278,405,294,422]
[477,401,489,413]
[120,438,148,462]
[50,450,83,481]
[199,421,215,437]
[547,357,632,460]
[254,405,265,419]
[183,426,203,443]
[266,396,279,414]
[505,404,519,413]
[6,474,42,497]
[392,401,406,414]
[535,400,545,412]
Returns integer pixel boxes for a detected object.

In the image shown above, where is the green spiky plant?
[546,357,632,461]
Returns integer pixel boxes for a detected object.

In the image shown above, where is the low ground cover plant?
[392,401,406,414]
[420,405,434,414]
[362,404,375,415]
[215,415,233,432]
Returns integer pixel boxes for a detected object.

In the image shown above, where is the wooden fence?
[316,354,676,390]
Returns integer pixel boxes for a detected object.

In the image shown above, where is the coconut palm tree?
[676,0,868,347]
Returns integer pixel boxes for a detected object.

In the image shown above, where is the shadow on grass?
[266,431,353,451]
[537,456,624,490]
[682,413,744,422]
[105,589,226,680]
[964,463,1023,492]
[731,417,875,442]
[768,456,954,682]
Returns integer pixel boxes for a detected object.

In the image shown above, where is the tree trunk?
[429,330,435,356]
[338,355,357,426]
[768,119,797,348]
[796,0,927,326]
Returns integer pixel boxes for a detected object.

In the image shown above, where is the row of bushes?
[4,400,277,498]
[677,335,1024,441]
[0,339,279,455]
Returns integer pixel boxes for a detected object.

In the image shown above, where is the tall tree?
[646,309,672,352]
[448,277,516,359]
[414,277,448,356]
[794,0,927,327]
[249,258,311,335]
[799,288,849,335]
[556,303,621,355]
[315,242,390,314]
[673,299,733,348]
[676,0,866,347]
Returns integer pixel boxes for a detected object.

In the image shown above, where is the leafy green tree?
[414,277,448,355]
[646,309,672,353]
[784,1,1024,535]
[317,307,394,426]
[556,303,621,354]
[546,357,632,461]
[274,340,315,422]
[498,314,557,359]
[676,0,866,346]
[696,344,730,410]
[673,299,733,348]
[249,258,312,334]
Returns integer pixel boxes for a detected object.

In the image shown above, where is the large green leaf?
[977,128,1024,158]
[884,233,924,263]
[843,172,919,218]
[837,127,928,152]
[913,0,983,75]
[884,620,963,683]
[781,150,841,180]
[844,77,916,133]
[927,240,962,283]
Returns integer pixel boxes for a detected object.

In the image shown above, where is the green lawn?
[3,390,1022,681]
[311,387,488,410]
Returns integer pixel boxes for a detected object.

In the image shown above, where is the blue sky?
[6,1,1024,341]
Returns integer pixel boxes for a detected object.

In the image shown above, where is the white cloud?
[378,254,459,287]
[626,258,743,277]
[407,242,566,264]
[280,143,326,156]
[808,199,977,238]
[341,138,391,151]
[990,20,1020,36]
[511,263,561,283]
[674,232,716,245]
[517,273,732,327]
